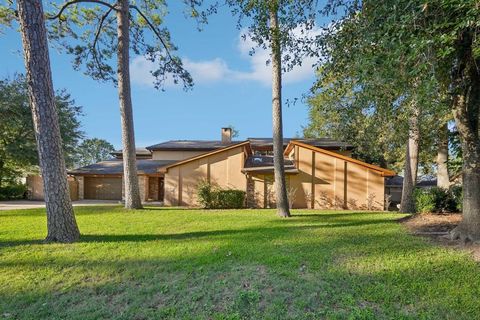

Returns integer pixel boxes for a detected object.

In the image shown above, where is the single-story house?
[67,128,395,210]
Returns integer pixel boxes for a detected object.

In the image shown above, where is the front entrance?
[148,177,164,201]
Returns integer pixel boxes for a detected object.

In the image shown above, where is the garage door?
[84,177,122,200]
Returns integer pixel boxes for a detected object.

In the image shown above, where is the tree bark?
[450,92,480,241]
[400,102,420,213]
[17,0,80,242]
[436,122,450,189]
[116,0,142,209]
[269,4,290,217]
[449,30,480,241]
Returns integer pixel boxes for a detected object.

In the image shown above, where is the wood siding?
[164,146,247,206]
[249,145,385,210]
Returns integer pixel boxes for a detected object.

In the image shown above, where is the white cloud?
[130,25,322,88]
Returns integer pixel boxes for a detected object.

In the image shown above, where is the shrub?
[196,181,245,209]
[414,187,459,214]
[414,189,437,213]
[450,185,463,211]
[197,180,214,209]
[0,184,27,200]
[213,189,246,209]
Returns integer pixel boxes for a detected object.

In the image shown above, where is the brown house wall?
[249,145,385,210]
[164,146,247,206]
[26,175,79,201]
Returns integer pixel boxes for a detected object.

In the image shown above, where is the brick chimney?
[221,127,232,144]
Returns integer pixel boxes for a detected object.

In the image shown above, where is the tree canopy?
[0,74,83,187]
[75,138,115,167]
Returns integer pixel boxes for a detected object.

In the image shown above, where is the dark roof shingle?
[248,138,353,150]
[146,140,240,151]
[147,137,352,151]
[69,159,176,175]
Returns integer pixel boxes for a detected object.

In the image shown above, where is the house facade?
[68,128,395,210]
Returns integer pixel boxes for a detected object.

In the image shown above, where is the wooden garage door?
[84,177,122,200]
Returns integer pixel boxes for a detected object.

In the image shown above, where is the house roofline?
[158,141,252,173]
[285,140,396,177]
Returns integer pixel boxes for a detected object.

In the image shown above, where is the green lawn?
[1,207,479,319]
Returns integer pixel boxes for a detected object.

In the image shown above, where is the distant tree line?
[0,75,114,190]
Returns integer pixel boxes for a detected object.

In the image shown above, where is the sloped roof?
[69,159,176,175]
[248,138,353,150]
[110,148,152,157]
[147,137,352,151]
[159,141,251,172]
[146,140,241,151]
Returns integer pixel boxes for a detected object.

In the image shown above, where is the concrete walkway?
[0,200,119,210]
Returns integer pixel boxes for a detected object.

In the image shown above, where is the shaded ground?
[0,200,166,210]
[1,207,480,319]
[401,213,480,261]
[0,200,119,210]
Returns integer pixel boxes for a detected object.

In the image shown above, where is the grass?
[1,207,479,319]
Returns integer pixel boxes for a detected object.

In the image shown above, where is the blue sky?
[0,2,328,149]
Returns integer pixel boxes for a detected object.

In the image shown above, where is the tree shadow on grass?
[0,217,396,248]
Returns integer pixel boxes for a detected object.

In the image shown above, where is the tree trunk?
[448,30,480,242]
[269,4,290,217]
[450,93,480,241]
[17,0,80,242]
[436,122,450,189]
[116,0,142,209]
[400,102,420,213]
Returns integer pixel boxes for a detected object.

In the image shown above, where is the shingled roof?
[146,140,241,151]
[110,148,152,158]
[69,159,176,175]
[147,138,352,152]
[248,138,353,150]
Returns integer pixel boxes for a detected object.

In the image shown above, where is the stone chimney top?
[221,127,232,144]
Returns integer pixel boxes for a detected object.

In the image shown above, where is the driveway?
[0,200,120,210]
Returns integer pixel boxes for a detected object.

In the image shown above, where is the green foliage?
[214,189,246,209]
[414,187,459,214]
[46,0,195,90]
[224,0,320,71]
[196,180,215,209]
[75,138,115,167]
[414,189,436,214]
[0,74,83,187]
[1,207,480,318]
[197,181,245,209]
[305,0,456,172]
[451,185,463,211]
[0,184,27,201]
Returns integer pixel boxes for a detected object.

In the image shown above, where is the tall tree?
[48,0,193,209]
[0,75,84,186]
[75,138,115,167]
[308,3,440,215]
[268,2,289,217]
[436,122,450,189]
[400,103,420,213]
[225,0,319,217]
[323,0,480,240]
[16,0,80,242]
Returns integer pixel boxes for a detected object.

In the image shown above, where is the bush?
[414,187,459,214]
[197,181,214,209]
[214,189,246,209]
[450,185,463,211]
[0,184,27,200]
[197,181,245,209]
